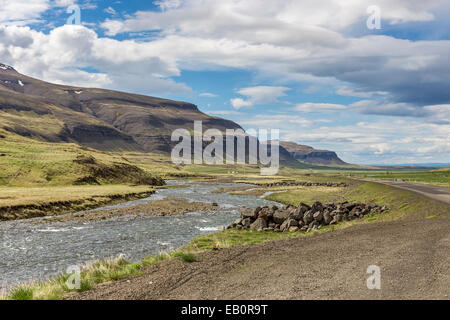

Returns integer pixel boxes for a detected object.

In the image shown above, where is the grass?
[341,169,450,187]
[178,253,197,263]
[2,256,143,300]
[266,181,450,221]
[0,185,156,220]
[3,179,449,300]
[1,250,201,300]
[7,286,34,300]
[0,130,176,188]
[0,185,154,207]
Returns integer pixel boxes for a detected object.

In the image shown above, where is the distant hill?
[278,141,349,166]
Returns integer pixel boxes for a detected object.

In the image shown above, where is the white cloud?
[0,24,192,95]
[239,114,312,127]
[154,0,183,11]
[0,0,50,25]
[102,0,442,36]
[423,104,450,124]
[231,86,290,109]
[104,6,117,16]
[349,100,427,117]
[279,118,450,164]
[0,0,78,26]
[95,1,450,110]
[199,92,218,98]
[294,103,347,113]
[208,110,242,116]
[336,86,388,98]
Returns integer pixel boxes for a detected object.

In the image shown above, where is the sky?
[0,0,449,165]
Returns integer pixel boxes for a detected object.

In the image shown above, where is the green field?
[343,170,450,186]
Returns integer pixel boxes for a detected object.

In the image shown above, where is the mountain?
[0,63,241,153]
[279,141,348,166]
[0,63,348,168]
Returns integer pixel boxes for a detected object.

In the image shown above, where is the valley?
[0,63,449,301]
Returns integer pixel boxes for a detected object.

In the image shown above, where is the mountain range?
[0,63,347,167]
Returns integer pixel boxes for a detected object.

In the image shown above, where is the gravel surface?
[69,218,450,300]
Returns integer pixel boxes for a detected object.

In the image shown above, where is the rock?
[230,201,385,231]
[231,218,242,227]
[348,208,360,217]
[288,226,299,232]
[280,218,298,232]
[242,218,252,228]
[323,211,332,225]
[298,202,311,212]
[342,202,356,211]
[311,201,324,213]
[313,211,323,222]
[330,214,342,225]
[290,207,304,220]
[240,207,256,219]
[258,213,269,222]
[303,211,314,225]
[250,218,268,231]
[309,220,319,228]
[273,210,291,224]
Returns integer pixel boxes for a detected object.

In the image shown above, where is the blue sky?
[0,0,449,165]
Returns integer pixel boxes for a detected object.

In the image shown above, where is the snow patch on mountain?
[0,63,16,71]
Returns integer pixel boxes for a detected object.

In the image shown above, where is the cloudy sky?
[0,0,449,165]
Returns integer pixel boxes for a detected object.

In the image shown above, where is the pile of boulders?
[229,201,388,233]
[259,181,348,188]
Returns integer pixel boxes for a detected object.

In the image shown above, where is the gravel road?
[70,217,450,300]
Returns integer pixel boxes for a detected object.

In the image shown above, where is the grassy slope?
[0,130,171,219]
[0,129,164,187]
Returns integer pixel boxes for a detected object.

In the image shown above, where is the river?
[0,180,280,289]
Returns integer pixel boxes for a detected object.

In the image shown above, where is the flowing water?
[0,181,280,289]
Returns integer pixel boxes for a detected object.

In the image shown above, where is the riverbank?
[37,197,220,223]
[0,185,157,221]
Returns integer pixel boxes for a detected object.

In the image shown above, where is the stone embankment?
[259,181,348,188]
[229,201,388,232]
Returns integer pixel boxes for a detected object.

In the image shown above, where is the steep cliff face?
[0,63,241,153]
[279,141,348,166]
